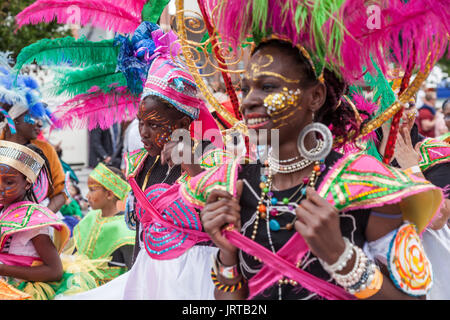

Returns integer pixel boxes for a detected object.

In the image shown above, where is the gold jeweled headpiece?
[0,140,44,183]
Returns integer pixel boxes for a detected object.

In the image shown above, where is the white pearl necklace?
[268,140,324,174]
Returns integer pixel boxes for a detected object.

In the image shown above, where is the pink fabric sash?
[223,228,355,300]
[0,253,41,267]
[129,177,209,240]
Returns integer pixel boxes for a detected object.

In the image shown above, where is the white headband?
[0,104,28,132]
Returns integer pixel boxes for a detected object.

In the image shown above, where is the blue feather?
[114,22,164,95]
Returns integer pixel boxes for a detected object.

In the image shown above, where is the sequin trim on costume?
[417,138,450,172]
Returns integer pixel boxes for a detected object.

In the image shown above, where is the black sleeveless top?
[237,151,370,300]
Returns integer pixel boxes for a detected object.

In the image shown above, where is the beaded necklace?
[252,156,327,298]
[253,159,326,237]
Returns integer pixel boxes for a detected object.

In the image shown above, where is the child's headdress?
[89,163,131,201]
[0,140,44,183]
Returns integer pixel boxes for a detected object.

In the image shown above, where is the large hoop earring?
[297,122,333,161]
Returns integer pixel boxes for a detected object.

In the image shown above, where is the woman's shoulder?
[318,151,442,233]
[124,148,148,178]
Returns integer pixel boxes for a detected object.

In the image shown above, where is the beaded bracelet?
[353,266,384,299]
[333,246,367,288]
[319,237,353,273]
[210,268,247,293]
[346,260,376,294]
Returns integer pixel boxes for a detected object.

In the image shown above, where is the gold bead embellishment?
[263,88,301,116]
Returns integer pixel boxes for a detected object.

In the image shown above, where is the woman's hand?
[161,141,203,177]
[201,180,243,265]
[295,187,346,265]
[429,199,450,230]
[160,141,179,168]
[393,125,420,169]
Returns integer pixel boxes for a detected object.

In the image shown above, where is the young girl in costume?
[71,163,135,286]
[12,1,225,299]
[67,22,223,300]
[180,0,447,300]
[0,140,70,300]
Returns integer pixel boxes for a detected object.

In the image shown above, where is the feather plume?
[47,63,127,97]
[351,93,378,117]
[363,61,397,118]
[53,87,139,130]
[15,36,119,72]
[15,0,141,35]
[339,0,449,81]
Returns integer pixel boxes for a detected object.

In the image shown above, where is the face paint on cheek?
[272,109,298,128]
[154,125,174,148]
[263,87,302,116]
[0,165,25,198]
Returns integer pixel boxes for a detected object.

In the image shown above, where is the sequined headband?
[0,140,44,183]
[251,35,325,83]
[89,163,131,201]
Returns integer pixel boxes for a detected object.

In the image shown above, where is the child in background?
[61,185,84,218]
[0,140,70,299]
[71,184,89,212]
[72,163,135,286]
[60,183,84,236]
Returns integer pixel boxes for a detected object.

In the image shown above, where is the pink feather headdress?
[207,0,449,82]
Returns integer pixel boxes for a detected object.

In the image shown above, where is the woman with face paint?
[0,65,67,214]
[56,22,224,300]
[0,140,70,300]
[179,1,447,300]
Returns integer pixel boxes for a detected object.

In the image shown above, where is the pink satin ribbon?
[129,177,210,241]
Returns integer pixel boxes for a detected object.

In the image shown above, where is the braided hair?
[253,40,361,146]
[24,143,54,203]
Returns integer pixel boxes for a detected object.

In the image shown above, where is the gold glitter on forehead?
[247,54,300,84]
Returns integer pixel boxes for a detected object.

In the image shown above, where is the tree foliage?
[0,0,72,61]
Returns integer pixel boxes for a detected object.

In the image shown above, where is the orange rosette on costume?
[387,223,433,296]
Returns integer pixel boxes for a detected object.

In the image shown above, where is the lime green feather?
[141,0,170,23]
[309,0,347,77]
[294,4,309,33]
[15,36,119,72]
[251,0,269,38]
[47,63,127,97]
